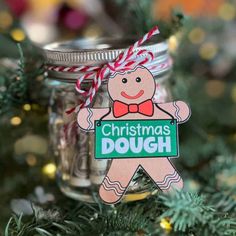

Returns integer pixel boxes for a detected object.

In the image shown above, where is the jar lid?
[42,37,172,82]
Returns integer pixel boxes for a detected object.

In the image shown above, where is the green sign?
[95,119,179,159]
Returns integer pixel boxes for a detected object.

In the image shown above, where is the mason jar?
[42,38,173,203]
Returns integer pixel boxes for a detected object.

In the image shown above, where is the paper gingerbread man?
[77,66,191,204]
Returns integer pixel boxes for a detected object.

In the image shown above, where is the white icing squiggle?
[155,171,177,186]
[102,181,123,196]
[173,101,181,122]
[87,108,93,130]
[159,175,181,190]
[105,176,126,191]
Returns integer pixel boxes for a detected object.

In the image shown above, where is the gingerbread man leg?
[99,159,140,204]
[141,158,183,192]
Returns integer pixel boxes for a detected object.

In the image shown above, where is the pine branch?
[0,43,45,114]
[159,192,214,231]
[159,191,236,235]
[5,191,236,236]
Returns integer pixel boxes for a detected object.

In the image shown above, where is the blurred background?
[0,0,236,235]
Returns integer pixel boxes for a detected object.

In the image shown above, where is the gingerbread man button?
[78,66,191,204]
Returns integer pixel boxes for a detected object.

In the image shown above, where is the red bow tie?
[113,99,154,118]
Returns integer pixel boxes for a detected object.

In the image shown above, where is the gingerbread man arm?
[77,108,111,131]
[155,101,191,123]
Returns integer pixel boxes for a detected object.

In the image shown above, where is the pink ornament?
[64,9,88,30]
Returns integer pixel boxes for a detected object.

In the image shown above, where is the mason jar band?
[43,38,168,64]
[42,38,172,83]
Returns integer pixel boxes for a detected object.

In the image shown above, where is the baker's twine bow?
[61,26,159,113]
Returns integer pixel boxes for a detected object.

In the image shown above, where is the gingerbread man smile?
[121,89,144,99]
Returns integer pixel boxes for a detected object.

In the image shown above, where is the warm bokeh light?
[10,28,26,41]
[83,24,102,38]
[14,134,48,155]
[218,3,236,21]
[188,27,205,44]
[27,0,62,14]
[160,218,172,233]
[22,21,57,44]
[10,116,22,126]
[188,179,200,191]
[168,35,178,53]
[23,104,31,111]
[205,80,225,98]
[42,163,57,178]
[36,75,44,81]
[199,42,218,60]
[26,154,37,166]
[0,11,13,30]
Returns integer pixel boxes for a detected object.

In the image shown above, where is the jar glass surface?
[44,39,173,203]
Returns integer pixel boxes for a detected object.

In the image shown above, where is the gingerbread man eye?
[122,78,127,84]
[136,77,141,83]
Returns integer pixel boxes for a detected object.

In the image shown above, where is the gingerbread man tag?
[77,66,191,204]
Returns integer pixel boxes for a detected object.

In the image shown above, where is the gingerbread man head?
[108,66,155,104]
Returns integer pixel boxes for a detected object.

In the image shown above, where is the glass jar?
[43,38,173,203]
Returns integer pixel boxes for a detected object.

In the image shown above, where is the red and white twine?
[47,26,161,112]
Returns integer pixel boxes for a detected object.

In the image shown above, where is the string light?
[10,116,22,126]
[160,218,172,233]
[199,42,218,60]
[26,154,37,166]
[10,28,26,42]
[23,104,31,111]
[188,27,205,44]
[218,3,236,21]
[42,163,56,178]
[168,35,178,53]
[0,11,13,30]
[205,80,225,98]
